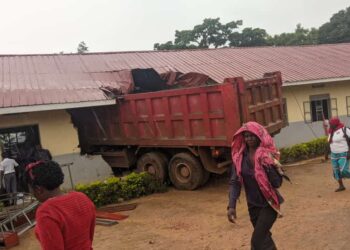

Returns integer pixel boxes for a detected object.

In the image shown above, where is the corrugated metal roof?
[1,43,350,110]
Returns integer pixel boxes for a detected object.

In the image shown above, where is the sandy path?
[13,160,350,250]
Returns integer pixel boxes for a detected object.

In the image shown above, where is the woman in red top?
[25,160,96,250]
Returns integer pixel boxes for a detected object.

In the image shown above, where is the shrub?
[75,172,167,207]
[279,137,328,164]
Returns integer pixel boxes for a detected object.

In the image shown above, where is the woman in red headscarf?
[227,122,284,250]
[328,117,350,192]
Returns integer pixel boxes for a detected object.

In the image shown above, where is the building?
[275,77,350,147]
[1,43,350,187]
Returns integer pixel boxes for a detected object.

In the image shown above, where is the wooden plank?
[96,218,118,226]
[98,203,137,213]
[95,210,128,221]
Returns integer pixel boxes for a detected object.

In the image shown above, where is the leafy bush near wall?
[279,137,328,164]
[75,172,167,207]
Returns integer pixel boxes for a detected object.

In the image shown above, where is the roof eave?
[283,76,350,87]
[0,99,116,115]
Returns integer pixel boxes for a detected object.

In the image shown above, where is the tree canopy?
[77,41,89,54]
[154,6,350,50]
[154,18,243,50]
[318,7,350,44]
[229,27,269,47]
[269,24,319,46]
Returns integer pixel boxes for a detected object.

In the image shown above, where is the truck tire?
[169,153,204,190]
[136,152,168,183]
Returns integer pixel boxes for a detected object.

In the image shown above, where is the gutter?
[283,76,350,87]
[0,99,116,115]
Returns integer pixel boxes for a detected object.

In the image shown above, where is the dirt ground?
[13,159,350,250]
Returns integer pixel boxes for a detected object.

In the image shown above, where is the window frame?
[0,125,40,158]
[346,96,350,117]
[303,94,337,123]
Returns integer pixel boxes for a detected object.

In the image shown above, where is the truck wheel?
[169,153,204,190]
[137,152,168,182]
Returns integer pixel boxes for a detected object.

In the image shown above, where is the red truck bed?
[72,72,284,151]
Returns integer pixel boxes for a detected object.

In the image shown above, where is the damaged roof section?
[99,68,216,97]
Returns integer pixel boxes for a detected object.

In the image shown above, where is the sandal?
[335,186,346,192]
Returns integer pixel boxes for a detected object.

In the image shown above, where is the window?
[346,96,350,117]
[0,125,40,159]
[303,94,337,123]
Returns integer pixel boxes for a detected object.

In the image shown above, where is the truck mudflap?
[198,147,231,174]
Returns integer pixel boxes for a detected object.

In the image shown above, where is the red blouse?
[35,192,96,250]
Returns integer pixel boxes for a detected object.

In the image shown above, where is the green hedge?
[279,137,328,164]
[75,172,167,207]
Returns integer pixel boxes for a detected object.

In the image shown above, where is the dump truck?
[69,72,287,190]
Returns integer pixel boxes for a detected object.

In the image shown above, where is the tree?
[153,40,197,50]
[174,30,196,48]
[229,28,270,47]
[154,41,175,50]
[77,41,89,54]
[154,6,350,50]
[191,18,242,48]
[269,24,319,46]
[154,18,243,50]
[318,7,350,44]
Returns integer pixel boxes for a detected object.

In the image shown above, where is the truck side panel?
[75,83,242,148]
[70,72,285,152]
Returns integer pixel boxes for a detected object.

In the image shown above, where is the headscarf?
[328,117,344,134]
[25,161,44,181]
[328,117,345,144]
[231,121,281,214]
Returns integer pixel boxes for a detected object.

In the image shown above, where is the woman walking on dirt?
[227,122,284,250]
[25,160,96,250]
[328,117,350,192]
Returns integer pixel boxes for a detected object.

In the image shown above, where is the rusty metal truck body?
[70,72,286,190]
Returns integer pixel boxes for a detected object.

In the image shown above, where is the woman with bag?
[328,117,350,192]
[227,121,284,250]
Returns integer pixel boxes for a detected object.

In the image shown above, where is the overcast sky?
[0,0,348,54]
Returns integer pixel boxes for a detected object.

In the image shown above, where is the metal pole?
[67,164,74,190]
[61,163,74,190]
